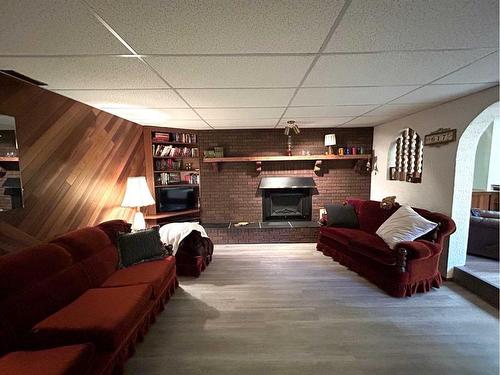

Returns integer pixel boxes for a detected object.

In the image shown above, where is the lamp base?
[131,211,146,231]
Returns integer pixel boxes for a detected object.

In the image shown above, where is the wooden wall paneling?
[0,73,146,249]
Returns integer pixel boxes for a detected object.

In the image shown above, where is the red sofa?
[317,199,456,297]
[0,220,178,375]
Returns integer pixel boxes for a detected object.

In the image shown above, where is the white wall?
[371,86,499,276]
[487,118,500,189]
[473,123,492,190]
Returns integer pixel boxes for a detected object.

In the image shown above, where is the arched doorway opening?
[449,101,499,276]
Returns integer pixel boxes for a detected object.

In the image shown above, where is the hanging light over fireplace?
[284,120,300,135]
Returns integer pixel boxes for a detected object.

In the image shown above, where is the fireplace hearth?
[259,177,315,221]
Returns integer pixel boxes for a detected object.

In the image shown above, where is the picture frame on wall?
[389,167,397,180]
[424,128,457,146]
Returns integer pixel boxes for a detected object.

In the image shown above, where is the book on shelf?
[184,173,199,185]
[156,172,199,186]
[153,144,199,158]
[152,131,197,144]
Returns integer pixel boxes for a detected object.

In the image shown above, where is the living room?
[0,1,499,374]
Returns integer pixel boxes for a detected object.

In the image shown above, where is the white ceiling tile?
[146,56,313,88]
[0,57,166,89]
[196,108,284,120]
[343,115,396,127]
[178,89,295,107]
[102,108,200,125]
[305,50,495,86]
[285,105,377,118]
[434,52,500,84]
[207,118,279,129]
[326,0,499,52]
[53,89,188,108]
[365,103,432,117]
[87,0,345,53]
[155,120,211,130]
[279,117,353,127]
[0,0,128,55]
[392,83,496,104]
[292,86,418,106]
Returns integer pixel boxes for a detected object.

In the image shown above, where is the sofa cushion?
[348,233,396,265]
[97,220,132,242]
[0,243,71,300]
[117,227,167,268]
[101,257,176,298]
[325,204,358,228]
[320,227,366,246]
[80,244,119,288]
[51,227,113,262]
[347,199,399,234]
[376,206,438,249]
[32,284,152,351]
[51,227,119,287]
[0,344,95,375]
[0,262,91,336]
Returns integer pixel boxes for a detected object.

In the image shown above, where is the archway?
[448,101,499,276]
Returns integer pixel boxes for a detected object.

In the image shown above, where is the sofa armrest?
[395,240,440,261]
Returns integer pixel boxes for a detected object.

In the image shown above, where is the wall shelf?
[203,154,372,174]
[0,156,19,162]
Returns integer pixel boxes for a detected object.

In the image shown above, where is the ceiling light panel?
[304,50,495,87]
[325,0,499,52]
[85,0,345,53]
[292,86,418,106]
[0,57,166,89]
[146,56,314,88]
[0,0,128,55]
[53,89,188,109]
[178,88,295,107]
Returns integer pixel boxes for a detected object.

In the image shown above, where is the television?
[156,186,198,212]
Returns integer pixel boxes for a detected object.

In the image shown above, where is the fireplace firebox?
[259,177,315,221]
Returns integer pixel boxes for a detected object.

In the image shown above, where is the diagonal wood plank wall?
[0,73,145,254]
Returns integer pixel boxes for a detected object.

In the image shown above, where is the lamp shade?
[324,134,336,146]
[121,177,155,208]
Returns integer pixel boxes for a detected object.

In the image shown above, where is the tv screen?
[156,187,198,212]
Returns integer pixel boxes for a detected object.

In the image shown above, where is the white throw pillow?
[376,205,438,249]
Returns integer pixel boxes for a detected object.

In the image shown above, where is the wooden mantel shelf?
[203,154,372,174]
[203,154,371,163]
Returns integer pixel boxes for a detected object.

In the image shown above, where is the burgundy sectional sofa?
[0,220,178,375]
[317,199,456,297]
[175,230,214,277]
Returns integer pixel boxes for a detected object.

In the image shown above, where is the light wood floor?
[125,244,499,375]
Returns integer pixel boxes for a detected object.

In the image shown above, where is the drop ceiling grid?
[0,0,498,128]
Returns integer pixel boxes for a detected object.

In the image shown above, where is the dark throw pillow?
[116,227,168,268]
[325,204,359,228]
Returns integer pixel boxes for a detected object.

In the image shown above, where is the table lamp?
[324,134,336,154]
[121,176,155,231]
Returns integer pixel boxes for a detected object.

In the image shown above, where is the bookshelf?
[143,127,201,222]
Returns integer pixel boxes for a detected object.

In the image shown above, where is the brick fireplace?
[198,128,373,224]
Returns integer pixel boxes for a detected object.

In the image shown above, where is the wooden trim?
[203,154,371,163]
[145,208,200,220]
